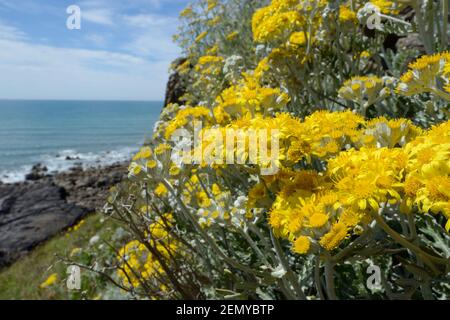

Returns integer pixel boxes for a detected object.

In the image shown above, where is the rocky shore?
[0,162,128,268]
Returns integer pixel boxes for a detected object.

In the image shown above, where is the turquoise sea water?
[0,100,162,183]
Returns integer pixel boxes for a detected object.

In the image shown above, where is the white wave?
[0,146,136,184]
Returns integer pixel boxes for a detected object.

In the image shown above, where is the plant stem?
[270,231,307,300]
[431,87,450,101]
[370,208,448,274]
[324,256,338,300]
[161,179,262,276]
[442,0,449,50]
[314,256,326,300]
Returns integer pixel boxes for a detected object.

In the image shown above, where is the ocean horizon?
[0,100,163,183]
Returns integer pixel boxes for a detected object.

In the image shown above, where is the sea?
[0,100,162,183]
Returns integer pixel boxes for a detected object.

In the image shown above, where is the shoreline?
[0,147,137,185]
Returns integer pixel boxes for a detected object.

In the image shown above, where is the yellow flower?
[155,143,172,155]
[131,164,143,176]
[195,31,208,42]
[155,183,168,197]
[40,273,58,289]
[68,219,85,233]
[339,5,357,23]
[165,106,212,139]
[197,55,224,65]
[146,160,157,169]
[211,183,221,196]
[180,6,194,18]
[319,222,348,251]
[133,147,152,160]
[293,236,310,254]
[370,0,401,14]
[197,191,212,208]
[289,31,309,47]
[169,165,181,176]
[308,212,329,228]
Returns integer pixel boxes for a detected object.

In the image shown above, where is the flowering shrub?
[92,0,450,300]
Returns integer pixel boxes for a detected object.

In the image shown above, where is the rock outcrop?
[53,163,126,211]
[0,162,127,268]
[164,57,189,107]
[0,182,86,267]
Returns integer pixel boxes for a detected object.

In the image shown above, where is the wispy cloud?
[123,13,177,28]
[82,9,115,26]
[0,20,26,41]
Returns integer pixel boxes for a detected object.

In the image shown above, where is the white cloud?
[0,20,26,41]
[122,13,180,59]
[82,9,115,26]
[123,13,177,28]
[84,33,109,46]
[0,35,175,100]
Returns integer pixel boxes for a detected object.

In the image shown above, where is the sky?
[0,0,190,101]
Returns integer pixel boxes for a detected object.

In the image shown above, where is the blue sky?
[0,0,190,100]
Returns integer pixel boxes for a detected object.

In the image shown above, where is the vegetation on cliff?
[71,0,449,300]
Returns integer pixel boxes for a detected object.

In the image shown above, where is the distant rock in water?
[65,155,81,161]
[0,162,128,268]
[164,57,189,107]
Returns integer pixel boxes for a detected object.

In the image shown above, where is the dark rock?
[53,163,127,213]
[65,156,80,161]
[164,57,189,107]
[25,164,48,181]
[0,162,128,268]
[0,182,88,268]
[396,33,425,53]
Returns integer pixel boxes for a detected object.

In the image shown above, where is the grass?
[0,213,118,300]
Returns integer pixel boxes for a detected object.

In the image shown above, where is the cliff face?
[163,57,189,107]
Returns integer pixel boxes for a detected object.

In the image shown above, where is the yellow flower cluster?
[214,75,290,123]
[164,106,212,139]
[339,5,357,24]
[195,55,224,76]
[403,121,450,223]
[268,116,450,254]
[252,4,303,43]
[252,0,330,43]
[338,76,390,110]
[396,52,450,100]
[369,0,401,14]
[181,174,237,226]
[117,214,177,289]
